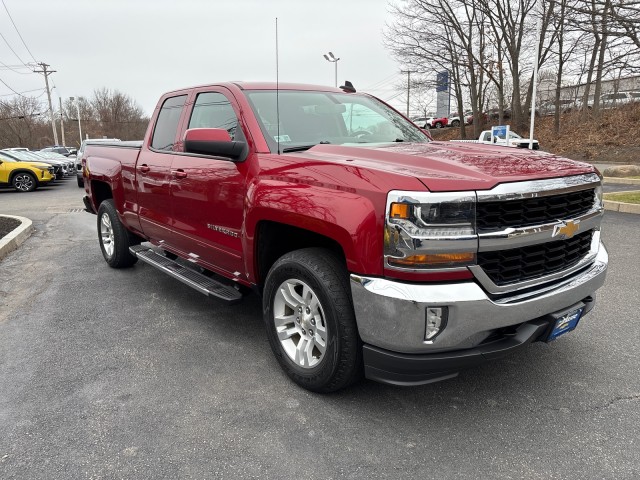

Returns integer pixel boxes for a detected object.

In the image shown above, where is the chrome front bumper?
[350,242,608,354]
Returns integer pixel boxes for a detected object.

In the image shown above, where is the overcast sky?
[0,0,408,116]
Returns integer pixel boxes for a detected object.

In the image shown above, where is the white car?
[478,130,539,150]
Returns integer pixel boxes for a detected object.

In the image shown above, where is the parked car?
[0,151,55,191]
[488,108,512,120]
[40,145,77,157]
[538,100,574,116]
[75,138,121,187]
[81,81,606,392]
[1,149,66,180]
[448,114,461,127]
[37,151,75,175]
[478,130,539,149]
[411,116,448,129]
[464,111,487,125]
[600,92,640,108]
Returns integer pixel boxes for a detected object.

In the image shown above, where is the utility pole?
[400,70,414,117]
[58,97,66,146]
[34,62,58,145]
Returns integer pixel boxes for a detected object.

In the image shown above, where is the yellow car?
[0,153,55,192]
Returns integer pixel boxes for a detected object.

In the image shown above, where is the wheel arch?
[89,179,114,211]
[254,221,348,291]
[9,168,40,186]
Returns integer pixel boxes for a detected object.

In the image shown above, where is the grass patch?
[604,192,640,204]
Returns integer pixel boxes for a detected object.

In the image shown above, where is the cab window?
[151,95,187,151]
[188,92,239,140]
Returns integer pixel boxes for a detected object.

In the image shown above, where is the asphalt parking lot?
[1,178,639,479]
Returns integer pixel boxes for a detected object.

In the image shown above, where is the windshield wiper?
[282,141,330,153]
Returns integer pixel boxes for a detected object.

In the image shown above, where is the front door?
[169,89,247,278]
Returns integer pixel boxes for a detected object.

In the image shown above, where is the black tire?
[12,172,37,192]
[263,248,362,393]
[450,120,460,127]
[97,199,140,268]
[77,176,83,188]
[435,122,443,128]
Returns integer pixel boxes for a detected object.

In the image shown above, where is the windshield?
[245,90,429,152]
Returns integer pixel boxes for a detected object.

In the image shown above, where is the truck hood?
[301,141,596,191]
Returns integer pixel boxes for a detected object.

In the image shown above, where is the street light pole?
[58,97,66,146]
[69,97,82,144]
[323,51,340,87]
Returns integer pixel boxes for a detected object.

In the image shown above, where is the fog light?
[425,306,448,340]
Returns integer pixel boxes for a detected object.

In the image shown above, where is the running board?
[129,245,243,304]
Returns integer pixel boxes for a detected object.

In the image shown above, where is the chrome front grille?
[476,189,595,232]
[472,173,603,293]
[477,230,593,286]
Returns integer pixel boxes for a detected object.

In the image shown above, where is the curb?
[0,215,34,261]
[604,200,640,214]
[603,177,640,186]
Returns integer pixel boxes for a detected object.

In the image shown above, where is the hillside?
[429,103,640,165]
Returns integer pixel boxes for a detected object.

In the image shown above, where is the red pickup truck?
[82,82,608,392]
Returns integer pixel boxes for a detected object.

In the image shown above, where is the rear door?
[136,94,188,242]
[169,88,248,277]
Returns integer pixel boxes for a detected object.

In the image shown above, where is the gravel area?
[0,216,20,239]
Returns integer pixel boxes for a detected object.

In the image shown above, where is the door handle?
[172,169,187,179]
[139,164,150,173]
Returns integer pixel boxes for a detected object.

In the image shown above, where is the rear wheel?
[450,119,460,127]
[12,172,37,192]
[263,248,362,392]
[434,122,443,128]
[77,176,83,188]
[97,199,140,268]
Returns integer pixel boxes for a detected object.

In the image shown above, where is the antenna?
[276,17,281,155]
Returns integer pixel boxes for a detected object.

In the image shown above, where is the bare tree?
[385,0,494,137]
[0,96,46,147]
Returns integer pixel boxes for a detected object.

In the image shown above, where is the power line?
[0,111,42,121]
[0,87,45,97]
[0,31,27,65]
[363,73,401,91]
[1,0,38,63]
[0,75,36,98]
[0,59,33,74]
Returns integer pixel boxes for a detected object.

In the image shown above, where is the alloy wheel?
[273,279,327,368]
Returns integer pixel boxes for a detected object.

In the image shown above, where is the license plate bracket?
[546,304,585,342]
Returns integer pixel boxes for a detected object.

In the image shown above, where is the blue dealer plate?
[548,307,584,341]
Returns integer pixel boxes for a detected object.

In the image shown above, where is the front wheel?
[263,248,362,393]
[434,122,443,128]
[12,172,37,192]
[97,199,140,268]
[450,120,460,127]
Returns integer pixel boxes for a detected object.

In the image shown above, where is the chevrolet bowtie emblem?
[553,220,580,239]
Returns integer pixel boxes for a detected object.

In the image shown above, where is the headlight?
[385,191,477,270]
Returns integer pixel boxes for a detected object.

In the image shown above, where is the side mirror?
[183,128,248,162]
